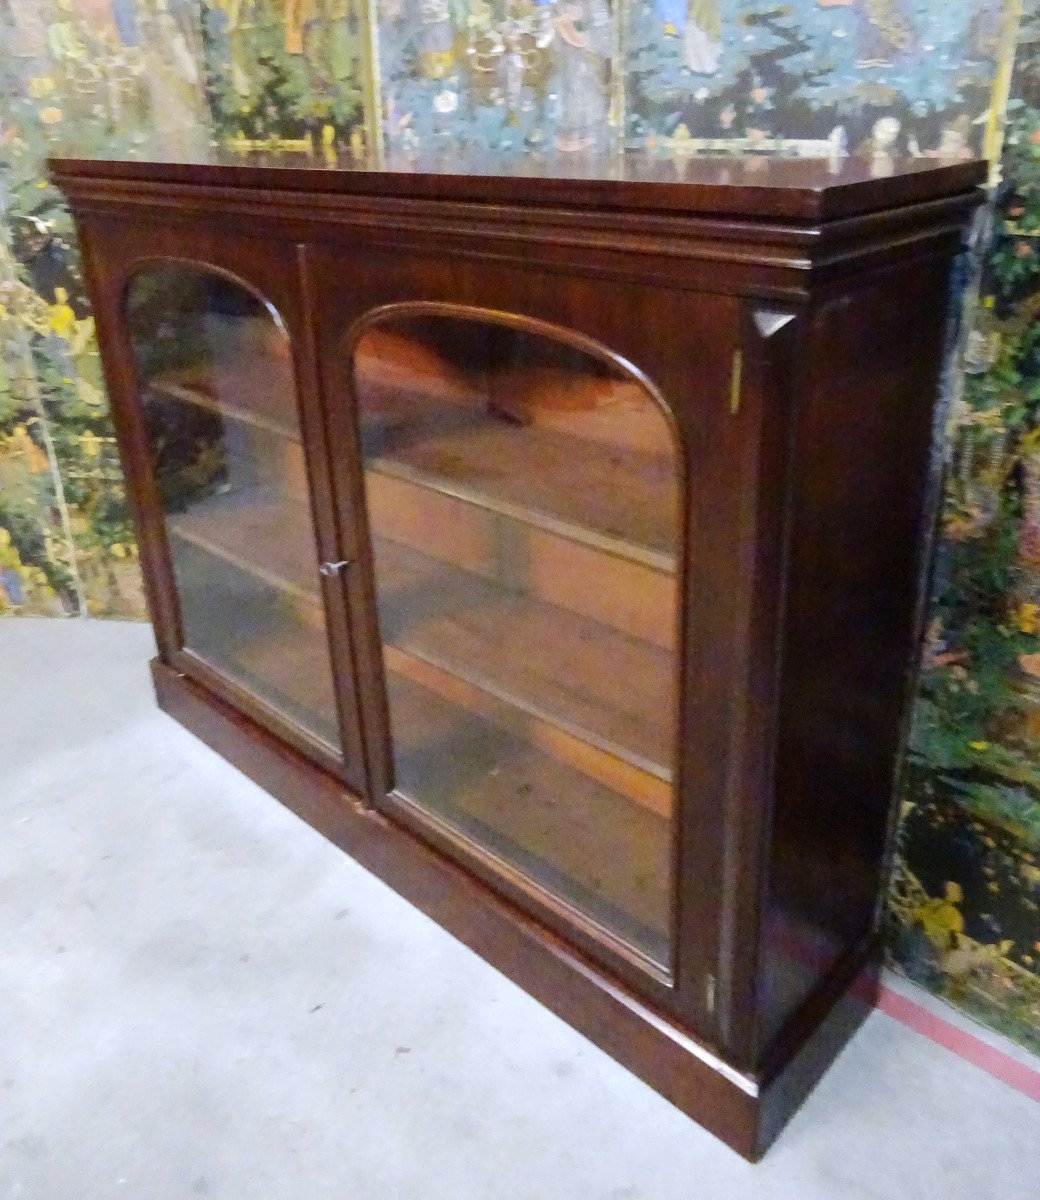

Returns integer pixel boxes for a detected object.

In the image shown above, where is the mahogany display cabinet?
[52,151,984,1158]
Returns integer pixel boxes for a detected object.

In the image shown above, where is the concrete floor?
[1,617,1037,1200]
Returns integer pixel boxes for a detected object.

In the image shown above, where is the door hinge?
[705,973,717,1015]
[319,559,353,578]
[729,350,743,415]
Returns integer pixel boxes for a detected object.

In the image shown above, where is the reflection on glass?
[353,310,680,966]
[127,266,341,751]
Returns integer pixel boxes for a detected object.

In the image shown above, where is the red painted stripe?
[876,985,1040,1102]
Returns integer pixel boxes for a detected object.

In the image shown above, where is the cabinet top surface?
[50,149,984,223]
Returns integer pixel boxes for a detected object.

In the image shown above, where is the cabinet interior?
[140,296,680,965]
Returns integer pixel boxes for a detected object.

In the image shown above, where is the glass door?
[348,304,682,971]
[125,263,347,763]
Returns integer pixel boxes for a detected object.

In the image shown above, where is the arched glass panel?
[127,265,341,751]
[352,307,680,966]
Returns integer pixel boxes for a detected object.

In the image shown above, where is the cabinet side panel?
[761,257,953,1055]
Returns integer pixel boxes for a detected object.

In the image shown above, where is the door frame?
[306,237,798,1041]
[79,218,368,790]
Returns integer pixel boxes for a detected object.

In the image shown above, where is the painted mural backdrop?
[201,1,369,152]
[1,1,1037,1051]
[0,1,209,617]
[890,4,1040,1053]
[378,0,1004,155]
[625,0,1005,153]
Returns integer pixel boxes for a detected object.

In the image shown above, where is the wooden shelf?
[369,412,678,571]
[174,537,672,951]
[375,537,675,794]
[221,626,341,750]
[148,354,300,443]
[166,487,320,604]
[365,465,676,651]
[163,482,674,799]
[386,667,671,964]
[168,535,340,750]
[152,358,677,570]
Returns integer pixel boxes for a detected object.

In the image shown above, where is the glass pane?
[353,311,680,966]
[127,266,341,752]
